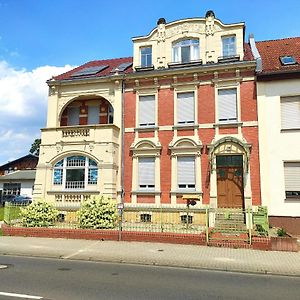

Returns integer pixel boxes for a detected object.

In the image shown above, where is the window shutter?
[177,92,194,124]
[178,156,195,185]
[139,157,155,187]
[284,162,300,191]
[88,106,99,124]
[281,97,300,129]
[218,89,237,123]
[139,95,155,126]
[68,107,80,125]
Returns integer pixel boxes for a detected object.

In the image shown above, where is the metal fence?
[3,202,208,234]
[2,202,269,245]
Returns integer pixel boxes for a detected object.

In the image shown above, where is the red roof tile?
[256,37,300,74]
[53,57,133,81]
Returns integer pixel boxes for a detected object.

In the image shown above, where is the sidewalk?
[0,236,299,276]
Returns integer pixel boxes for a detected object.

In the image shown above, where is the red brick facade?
[124,70,261,208]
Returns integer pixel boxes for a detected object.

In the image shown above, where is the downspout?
[121,77,125,203]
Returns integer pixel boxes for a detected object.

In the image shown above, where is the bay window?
[53,156,98,190]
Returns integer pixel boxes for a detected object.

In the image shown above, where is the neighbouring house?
[0,154,38,199]
[253,37,300,234]
[34,11,261,229]
[0,170,36,199]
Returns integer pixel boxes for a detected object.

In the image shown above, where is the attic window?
[280,56,297,66]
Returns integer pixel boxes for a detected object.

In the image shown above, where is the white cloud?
[0,61,74,165]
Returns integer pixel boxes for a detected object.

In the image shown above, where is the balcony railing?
[62,128,90,137]
[65,181,85,190]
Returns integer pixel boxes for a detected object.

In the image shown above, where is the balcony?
[168,59,203,69]
[41,124,120,145]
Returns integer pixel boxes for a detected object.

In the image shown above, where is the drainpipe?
[121,77,125,204]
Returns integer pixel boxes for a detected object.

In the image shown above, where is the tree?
[30,138,41,156]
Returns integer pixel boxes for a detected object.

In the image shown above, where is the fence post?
[205,207,209,245]
[248,207,252,245]
[4,203,11,226]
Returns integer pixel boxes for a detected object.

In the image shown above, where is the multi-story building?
[34,11,261,228]
[254,37,300,234]
[123,11,260,227]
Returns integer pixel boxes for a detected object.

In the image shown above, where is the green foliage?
[256,224,268,236]
[277,227,287,237]
[29,138,41,156]
[77,196,117,229]
[21,201,59,227]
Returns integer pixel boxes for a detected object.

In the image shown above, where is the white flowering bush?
[78,196,117,229]
[21,200,59,227]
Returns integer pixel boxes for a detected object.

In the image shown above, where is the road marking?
[63,241,100,259]
[0,291,43,299]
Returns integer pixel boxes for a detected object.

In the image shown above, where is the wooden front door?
[216,155,244,208]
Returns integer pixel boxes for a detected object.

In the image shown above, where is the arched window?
[53,156,98,189]
[173,39,199,63]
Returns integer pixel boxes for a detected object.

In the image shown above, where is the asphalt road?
[0,255,299,300]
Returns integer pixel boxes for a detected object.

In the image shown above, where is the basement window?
[181,214,193,224]
[140,213,152,223]
[280,56,297,65]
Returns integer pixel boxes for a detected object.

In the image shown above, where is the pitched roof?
[0,154,38,170]
[53,57,133,81]
[0,170,36,181]
[256,37,300,74]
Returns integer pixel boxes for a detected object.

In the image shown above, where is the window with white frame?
[140,46,152,67]
[177,92,195,124]
[177,156,195,190]
[284,162,300,198]
[139,95,155,127]
[53,156,98,190]
[222,36,236,57]
[218,88,238,124]
[138,157,155,190]
[87,106,99,125]
[173,39,199,63]
[67,107,80,126]
[281,96,300,130]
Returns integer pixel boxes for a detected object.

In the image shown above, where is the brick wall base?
[269,216,300,235]
[1,224,206,246]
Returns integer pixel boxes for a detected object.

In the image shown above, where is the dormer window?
[222,36,236,57]
[280,56,297,65]
[173,39,199,63]
[140,46,152,67]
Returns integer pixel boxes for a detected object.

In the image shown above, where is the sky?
[0,0,300,165]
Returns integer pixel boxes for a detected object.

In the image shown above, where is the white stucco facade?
[257,79,300,217]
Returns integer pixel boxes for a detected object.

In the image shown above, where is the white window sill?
[131,190,161,195]
[213,122,242,128]
[134,126,158,132]
[173,124,198,130]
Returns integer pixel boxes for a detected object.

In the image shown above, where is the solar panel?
[71,65,109,77]
[111,62,133,73]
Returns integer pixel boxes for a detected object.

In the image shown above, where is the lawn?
[0,206,22,222]
[0,207,4,221]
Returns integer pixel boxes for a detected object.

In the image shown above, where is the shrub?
[21,200,59,227]
[277,227,287,237]
[77,196,117,229]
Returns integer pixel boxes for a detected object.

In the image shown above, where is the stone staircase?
[209,209,250,248]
